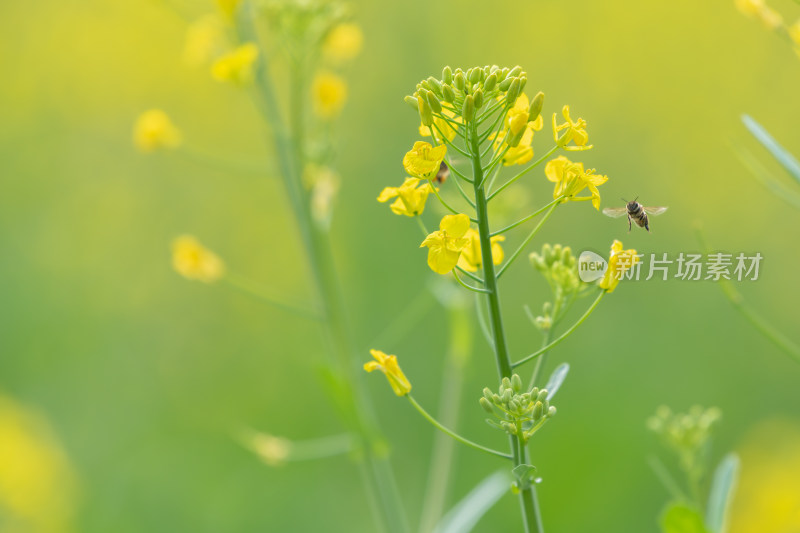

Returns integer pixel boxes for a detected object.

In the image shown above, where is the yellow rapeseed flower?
[419,108,462,143]
[377,177,435,217]
[403,141,448,181]
[211,43,259,84]
[545,155,608,209]
[184,15,224,67]
[552,105,592,150]
[420,214,471,274]
[171,235,225,283]
[0,395,77,532]
[364,349,412,396]
[312,72,348,119]
[735,0,784,29]
[133,109,182,152]
[490,94,543,166]
[457,228,505,272]
[598,240,639,293]
[322,23,364,63]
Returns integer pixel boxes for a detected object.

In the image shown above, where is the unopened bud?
[511,374,522,393]
[404,95,419,110]
[509,400,520,412]
[468,67,481,85]
[418,95,433,126]
[509,65,523,78]
[473,88,484,110]
[454,72,465,92]
[462,94,475,122]
[498,77,513,91]
[442,84,455,103]
[502,377,512,390]
[480,397,494,414]
[442,66,453,85]
[483,73,498,92]
[502,388,513,403]
[528,91,544,121]
[483,387,494,402]
[533,401,544,419]
[547,406,557,417]
[537,389,549,402]
[518,76,527,93]
[505,78,521,106]
[427,77,443,96]
[426,91,442,114]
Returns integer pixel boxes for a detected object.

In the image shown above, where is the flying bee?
[602,197,668,232]
[433,161,449,185]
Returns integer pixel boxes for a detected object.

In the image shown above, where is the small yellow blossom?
[377,177,435,216]
[245,432,291,467]
[364,349,412,396]
[312,72,348,119]
[420,214,471,274]
[545,155,608,209]
[490,94,544,166]
[133,109,182,152]
[403,141,448,181]
[735,0,765,16]
[420,108,462,143]
[211,43,259,84]
[552,105,592,150]
[322,23,364,63]
[183,15,224,67]
[216,0,240,19]
[457,228,505,272]
[599,240,640,293]
[172,235,225,283]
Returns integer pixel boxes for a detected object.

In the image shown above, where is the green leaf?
[511,464,537,493]
[706,454,739,533]
[432,470,510,533]
[544,363,569,399]
[660,503,711,533]
[741,114,800,184]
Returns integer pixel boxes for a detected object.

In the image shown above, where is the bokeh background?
[2,0,799,531]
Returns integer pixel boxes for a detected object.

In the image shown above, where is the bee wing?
[602,207,629,218]
[644,206,668,216]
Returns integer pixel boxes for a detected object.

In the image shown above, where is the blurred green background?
[2,0,799,531]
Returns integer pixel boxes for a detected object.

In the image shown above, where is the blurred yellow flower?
[171,235,225,283]
[377,177,435,217]
[183,15,224,67]
[552,105,592,150]
[322,23,364,63]
[364,349,412,396]
[403,141,448,181]
[419,109,462,143]
[0,395,77,533]
[216,0,240,19]
[789,19,800,47]
[545,155,608,209]
[242,431,291,467]
[211,43,259,84]
[133,109,182,152]
[457,228,505,272]
[312,72,348,119]
[599,240,639,292]
[420,214,471,274]
[730,419,800,533]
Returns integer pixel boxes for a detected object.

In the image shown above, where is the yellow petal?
[377,186,399,202]
[439,213,470,237]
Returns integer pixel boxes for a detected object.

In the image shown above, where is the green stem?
[237,5,408,532]
[468,120,541,532]
[223,274,321,320]
[453,270,491,294]
[407,396,511,460]
[496,203,559,278]
[491,196,565,236]
[488,145,559,201]
[528,328,553,391]
[513,291,606,369]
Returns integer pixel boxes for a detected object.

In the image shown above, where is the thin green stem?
[444,157,473,183]
[496,203,559,278]
[512,291,606,369]
[433,124,471,158]
[528,328,553,391]
[491,196,566,237]
[488,145,559,201]
[450,173,477,208]
[647,456,690,502]
[407,396,511,460]
[453,270,491,294]
[456,265,484,285]
[223,274,321,320]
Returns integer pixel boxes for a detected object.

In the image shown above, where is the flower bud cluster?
[647,405,721,456]
[529,244,585,330]
[480,374,556,443]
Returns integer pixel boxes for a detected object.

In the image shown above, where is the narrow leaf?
[432,470,510,533]
[706,454,739,533]
[544,363,569,399]
[660,503,711,533]
[741,114,800,184]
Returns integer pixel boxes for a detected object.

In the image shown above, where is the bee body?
[602,198,668,232]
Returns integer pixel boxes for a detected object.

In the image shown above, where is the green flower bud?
[501,421,515,433]
[547,406,557,417]
[426,91,442,114]
[442,84,455,103]
[502,388,513,403]
[511,374,522,393]
[468,67,481,85]
[528,91,544,121]
[489,65,500,74]
[483,387,494,402]
[462,94,475,122]
[454,72,466,92]
[518,76,527,94]
[480,397,494,414]
[533,401,544,419]
[419,80,432,92]
[483,73,498,92]
[505,78,521,106]
[493,394,502,404]
[498,77,513,91]
[442,66,453,85]
[473,88,484,110]
[404,95,419,110]
[509,65,523,78]
[537,389,549,402]
[508,400,520,412]
[427,76,443,96]
[502,377,512,390]
[418,94,433,126]
[531,387,540,397]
